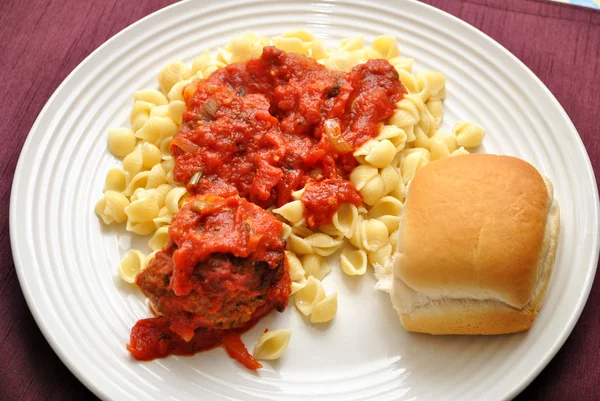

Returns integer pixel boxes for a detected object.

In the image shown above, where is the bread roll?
[388,154,560,335]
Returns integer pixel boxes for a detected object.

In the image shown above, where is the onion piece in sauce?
[188,171,203,186]
[199,98,221,122]
[171,136,200,153]
[324,118,352,153]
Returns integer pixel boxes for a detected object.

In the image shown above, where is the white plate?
[10,1,599,400]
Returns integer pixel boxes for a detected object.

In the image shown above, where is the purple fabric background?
[1,0,598,400]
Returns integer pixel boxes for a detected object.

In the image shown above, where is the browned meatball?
[136,244,286,330]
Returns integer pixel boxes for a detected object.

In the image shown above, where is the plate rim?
[9,0,600,400]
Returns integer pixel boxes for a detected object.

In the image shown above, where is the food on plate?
[253,329,292,361]
[95,30,490,367]
[294,276,337,323]
[127,195,290,369]
[385,154,560,335]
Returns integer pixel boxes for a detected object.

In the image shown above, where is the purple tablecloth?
[1,0,599,400]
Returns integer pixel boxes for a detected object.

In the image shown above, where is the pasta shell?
[141,142,162,169]
[192,50,211,75]
[377,215,401,233]
[272,36,308,55]
[290,277,307,295]
[122,145,144,177]
[136,116,178,145]
[332,203,359,239]
[291,225,313,238]
[378,125,407,151]
[130,188,148,203]
[294,277,326,316]
[309,40,330,60]
[227,34,258,63]
[107,127,136,157]
[453,121,485,148]
[286,251,306,281]
[304,233,343,257]
[427,100,444,128]
[429,136,452,160]
[130,101,154,131]
[361,218,389,252]
[291,187,306,201]
[124,190,160,223]
[401,148,430,184]
[124,171,150,197]
[389,56,414,73]
[348,215,365,249]
[350,165,378,191]
[148,226,169,251]
[167,80,189,102]
[117,250,146,284]
[286,233,313,255]
[103,168,127,193]
[133,89,168,106]
[126,220,156,236]
[301,254,330,280]
[165,187,188,214]
[272,200,305,225]
[158,60,191,94]
[253,329,292,361]
[102,191,130,224]
[153,206,172,229]
[452,146,470,156]
[317,223,344,240]
[95,192,129,225]
[360,174,385,206]
[168,100,186,125]
[150,104,170,118]
[364,139,396,168]
[280,222,292,240]
[340,36,364,51]
[216,47,233,64]
[397,69,419,94]
[416,71,446,101]
[282,29,315,42]
[152,184,172,209]
[368,196,403,219]
[146,164,167,189]
[353,139,377,157]
[367,243,393,267]
[413,127,430,149]
[310,292,338,324]
[340,248,368,276]
[371,35,400,59]
[159,137,173,161]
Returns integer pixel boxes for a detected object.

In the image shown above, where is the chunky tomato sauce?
[172,46,404,226]
[130,47,405,369]
[128,195,290,369]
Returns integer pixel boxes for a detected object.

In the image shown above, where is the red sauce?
[130,47,405,369]
[169,194,287,296]
[128,195,290,369]
[172,46,405,225]
[301,179,362,228]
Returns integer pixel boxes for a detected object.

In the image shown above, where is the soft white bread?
[390,154,560,335]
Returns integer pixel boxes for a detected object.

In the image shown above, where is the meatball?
[136,245,287,330]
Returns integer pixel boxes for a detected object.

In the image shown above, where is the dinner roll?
[389,154,560,335]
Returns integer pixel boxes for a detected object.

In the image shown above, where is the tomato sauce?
[128,195,290,369]
[172,46,405,226]
[130,47,405,369]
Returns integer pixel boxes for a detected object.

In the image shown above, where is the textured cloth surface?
[0,0,598,399]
